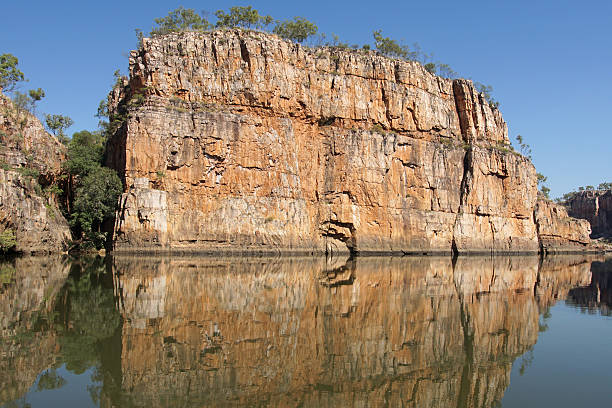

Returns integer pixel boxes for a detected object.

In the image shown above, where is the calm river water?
[1,254,611,407]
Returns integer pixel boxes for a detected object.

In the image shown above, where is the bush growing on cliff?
[273,17,318,43]
[215,6,273,29]
[45,114,74,145]
[372,30,409,59]
[474,82,500,109]
[0,53,25,92]
[150,6,210,36]
[537,172,551,199]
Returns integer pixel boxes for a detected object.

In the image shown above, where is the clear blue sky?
[2,0,610,198]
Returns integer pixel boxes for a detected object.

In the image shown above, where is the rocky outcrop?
[107,29,545,254]
[0,93,71,253]
[566,190,612,238]
[534,198,592,253]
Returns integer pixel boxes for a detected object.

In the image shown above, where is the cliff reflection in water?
[0,254,609,407]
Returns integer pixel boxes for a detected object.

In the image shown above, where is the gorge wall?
[107,29,589,254]
[566,190,612,238]
[0,94,71,254]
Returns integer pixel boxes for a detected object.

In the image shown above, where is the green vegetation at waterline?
[65,131,122,249]
[0,228,17,253]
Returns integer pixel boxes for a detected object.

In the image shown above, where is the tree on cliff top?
[0,53,25,92]
[272,17,318,43]
[215,6,274,29]
[45,114,74,145]
[150,6,210,36]
[373,30,410,59]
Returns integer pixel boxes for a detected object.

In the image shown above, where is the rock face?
[0,93,71,253]
[566,190,612,238]
[534,198,592,253]
[108,29,585,254]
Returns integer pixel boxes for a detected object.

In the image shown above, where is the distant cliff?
[106,29,591,254]
[565,190,612,238]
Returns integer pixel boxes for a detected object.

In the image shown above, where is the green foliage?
[65,130,105,177]
[215,6,273,29]
[14,165,40,180]
[45,114,74,144]
[28,87,45,102]
[424,62,436,74]
[0,53,25,92]
[71,167,122,247]
[474,82,499,109]
[537,173,551,199]
[373,30,409,59]
[514,134,532,159]
[273,17,318,43]
[598,182,612,190]
[150,6,210,36]
[436,63,458,79]
[64,129,122,248]
[0,263,15,283]
[0,229,17,252]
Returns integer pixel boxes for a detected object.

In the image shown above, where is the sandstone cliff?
[534,198,592,253]
[107,29,548,254]
[566,190,612,238]
[0,93,71,253]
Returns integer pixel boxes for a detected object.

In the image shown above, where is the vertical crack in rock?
[452,80,470,143]
[239,38,251,70]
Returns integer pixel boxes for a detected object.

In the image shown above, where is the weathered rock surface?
[0,93,71,253]
[108,29,547,254]
[566,190,612,238]
[534,198,592,253]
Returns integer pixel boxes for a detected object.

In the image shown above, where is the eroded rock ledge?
[106,29,588,254]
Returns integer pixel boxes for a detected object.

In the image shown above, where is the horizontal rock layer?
[107,30,584,254]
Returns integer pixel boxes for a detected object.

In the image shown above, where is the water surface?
[1,254,611,407]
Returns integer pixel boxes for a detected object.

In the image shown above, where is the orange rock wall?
[108,30,544,254]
